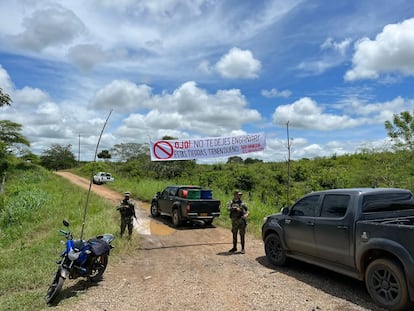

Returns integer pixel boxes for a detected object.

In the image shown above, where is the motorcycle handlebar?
[59,229,72,239]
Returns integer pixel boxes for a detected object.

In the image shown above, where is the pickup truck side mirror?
[281,207,289,215]
[156,192,161,197]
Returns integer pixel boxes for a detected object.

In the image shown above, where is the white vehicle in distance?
[92,172,114,185]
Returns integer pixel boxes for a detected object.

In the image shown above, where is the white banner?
[150,133,266,161]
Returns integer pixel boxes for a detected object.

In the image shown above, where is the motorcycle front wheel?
[45,270,64,305]
[88,254,108,282]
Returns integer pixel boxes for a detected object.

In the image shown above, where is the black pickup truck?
[150,185,221,227]
[262,188,414,311]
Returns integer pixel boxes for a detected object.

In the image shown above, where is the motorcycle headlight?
[68,249,80,261]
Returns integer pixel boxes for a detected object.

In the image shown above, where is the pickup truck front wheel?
[172,209,182,227]
[264,233,286,266]
[150,203,160,217]
[365,258,409,311]
[204,219,213,226]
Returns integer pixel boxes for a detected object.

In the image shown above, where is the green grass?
[0,167,134,310]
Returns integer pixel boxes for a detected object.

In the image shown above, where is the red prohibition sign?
[153,140,174,160]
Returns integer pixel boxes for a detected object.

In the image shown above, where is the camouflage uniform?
[117,192,136,238]
[227,191,249,253]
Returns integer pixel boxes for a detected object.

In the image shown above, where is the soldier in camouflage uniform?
[117,191,137,239]
[227,190,249,254]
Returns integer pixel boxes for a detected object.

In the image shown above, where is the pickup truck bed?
[151,185,221,227]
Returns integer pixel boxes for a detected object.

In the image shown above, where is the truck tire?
[264,233,287,266]
[172,209,182,227]
[365,258,409,311]
[150,203,160,217]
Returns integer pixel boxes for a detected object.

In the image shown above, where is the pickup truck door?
[313,194,353,267]
[158,187,177,214]
[284,194,320,257]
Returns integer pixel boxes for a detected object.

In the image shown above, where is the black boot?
[229,233,237,252]
[240,235,245,254]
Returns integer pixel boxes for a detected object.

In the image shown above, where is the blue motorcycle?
[45,220,115,305]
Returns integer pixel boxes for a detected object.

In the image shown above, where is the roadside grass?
[0,167,129,311]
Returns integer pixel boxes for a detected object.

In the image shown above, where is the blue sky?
[1,0,414,162]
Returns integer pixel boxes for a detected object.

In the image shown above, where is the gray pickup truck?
[150,185,221,227]
[262,187,414,311]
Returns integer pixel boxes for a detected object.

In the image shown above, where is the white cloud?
[67,44,107,71]
[0,65,14,93]
[272,97,362,130]
[215,47,261,79]
[261,88,292,98]
[198,60,212,74]
[11,6,85,51]
[321,37,352,56]
[297,38,352,76]
[296,59,337,76]
[90,80,153,112]
[91,80,262,134]
[13,87,49,107]
[345,18,414,81]
[111,81,262,138]
[336,96,414,129]
[36,102,61,117]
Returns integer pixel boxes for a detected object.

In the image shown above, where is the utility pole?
[78,133,81,166]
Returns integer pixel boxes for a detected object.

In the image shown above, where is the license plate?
[200,213,208,216]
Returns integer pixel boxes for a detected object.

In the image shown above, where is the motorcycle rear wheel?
[45,270,64,305]
[88,254,108,282]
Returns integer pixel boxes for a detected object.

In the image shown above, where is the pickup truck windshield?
[362,192,414,213]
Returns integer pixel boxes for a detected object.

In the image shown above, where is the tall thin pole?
[78,133,81,166]
[80,110,113,239]
[286,121,291,206]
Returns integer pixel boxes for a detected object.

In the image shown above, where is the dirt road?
[51,171,382,311]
